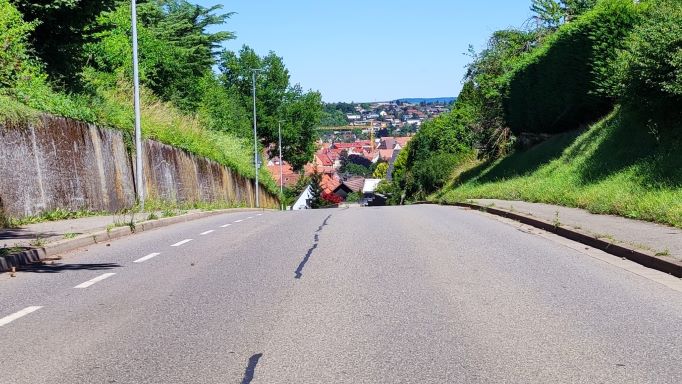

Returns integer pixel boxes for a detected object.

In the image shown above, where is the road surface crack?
[295,214,331,279]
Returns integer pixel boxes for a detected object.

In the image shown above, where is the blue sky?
[192,1,534,102]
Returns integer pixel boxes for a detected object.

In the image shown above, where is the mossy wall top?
[0,115,277,218]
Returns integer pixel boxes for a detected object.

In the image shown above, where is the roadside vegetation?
[0,0,324,198]
[384,0,682,228]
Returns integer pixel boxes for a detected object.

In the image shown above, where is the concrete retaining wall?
[0,115,277,218]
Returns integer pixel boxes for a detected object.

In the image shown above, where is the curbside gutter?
[418,201,682,278]
[0,208,271,273]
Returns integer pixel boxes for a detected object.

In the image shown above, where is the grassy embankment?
[0,81,278,196]
[433,107,682,228]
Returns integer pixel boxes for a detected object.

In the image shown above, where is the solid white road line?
[74,273,116,289]
[220,224,232,228]
[171,239,193,247]
[200,230,214,235]
[133,252,161,263]
[0,306,43,327]
[234,219,243,223]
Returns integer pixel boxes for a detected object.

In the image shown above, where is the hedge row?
[504,0,643,134]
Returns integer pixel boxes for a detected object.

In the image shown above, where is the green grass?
[434,107,682,228]
[2,76,278,196]
[7,207,108,227]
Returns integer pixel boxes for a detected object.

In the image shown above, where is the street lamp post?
[131,0,144,211]
[251,69,263,208]
[278,120,284,210]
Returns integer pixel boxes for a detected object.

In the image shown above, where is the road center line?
[134,252,161,263]
[171,239,193,247]
[0,306,43,327]
[74,273,116,289]
[220,224,232,228]
[200,230,214,235]
[234,219,243,223]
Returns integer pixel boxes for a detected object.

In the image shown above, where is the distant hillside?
[396,97,455,105]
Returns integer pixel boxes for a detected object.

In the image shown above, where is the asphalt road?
[0,205,681,383]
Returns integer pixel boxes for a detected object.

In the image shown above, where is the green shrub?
[406,112,476,165]
[0,0,36,89]
[504,0,643,134]
[345,192,361,203]
[612,0,682,119]
[405,151,475,199]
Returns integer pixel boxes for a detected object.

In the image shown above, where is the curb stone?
[416,201,682,278]
[0,208,271,273]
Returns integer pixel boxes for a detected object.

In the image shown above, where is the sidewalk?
[2,211,179,250]
[469,199,682,264]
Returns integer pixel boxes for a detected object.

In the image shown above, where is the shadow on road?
[241,353,263,384]
[19,262,122,274]
[0,228,61,241]
[294,214,331,279]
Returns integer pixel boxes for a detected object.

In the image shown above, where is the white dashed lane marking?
[134,253,161,263]
[0,306,43,327]
[234,220,243,223]
[171,239,193,247]
[74,273,116,289]
[220,224,232,228]
[200,230,214,236]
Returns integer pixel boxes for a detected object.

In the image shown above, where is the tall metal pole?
[131,1,144,210]
[278,121,284,210]
[251,70,260,208]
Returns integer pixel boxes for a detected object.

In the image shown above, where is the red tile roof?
[341,177,365,193]
[395,136,412,147]
[379,149,394,161]
[315,153,333,166]
[321,174,341,194]
[266,162,300,188]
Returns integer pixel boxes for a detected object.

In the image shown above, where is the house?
[379,149,394,161]
[266,159,300,188]
[292,185,313,210]
[395,136,412,148]
[320,173,341,194]
[386,149,401,181]
[361,178,384,206]
[362,178,382,194]
[332,177,365,199]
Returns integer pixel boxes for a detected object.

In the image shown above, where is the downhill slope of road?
[0,206,680,383]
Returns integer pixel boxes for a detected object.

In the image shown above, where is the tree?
[531,0,565,30]
[308,171,335,209]
[373,162,389,179]
[219,45,322,170]
[0,0,38,89]
[279,86,323,170]
[344,163,371,177]
[320,109,347,126]
[85,0,235,110]
[10,0,116,87]
[530,0,597,30]
[563,0,598,19]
